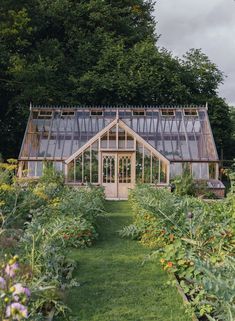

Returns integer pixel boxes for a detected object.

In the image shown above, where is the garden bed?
[0,160,106,320]
[120,185,235,321]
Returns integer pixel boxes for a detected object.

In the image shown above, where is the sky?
[154,0,235,106]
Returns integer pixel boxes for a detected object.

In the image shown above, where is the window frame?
[90,110,103,116]
[161,109,175,117]
[132,110,146,116]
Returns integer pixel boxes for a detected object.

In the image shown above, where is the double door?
[102,152,135,199]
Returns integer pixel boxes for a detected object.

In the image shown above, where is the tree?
[180,49,233,160]
[181,49,224,103]
[0,0,157,158]
[207,97,233,160]
[0,1,234,162]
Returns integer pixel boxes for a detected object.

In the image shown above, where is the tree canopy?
[0,0,234,160]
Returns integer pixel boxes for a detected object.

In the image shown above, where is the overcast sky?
[154,0,235,106]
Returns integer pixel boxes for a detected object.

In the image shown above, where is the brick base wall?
[209,188,225,198]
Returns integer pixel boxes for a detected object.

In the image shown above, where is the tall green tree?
[0,0,234,162]
[0,0,156,157]
[180,49,233,160]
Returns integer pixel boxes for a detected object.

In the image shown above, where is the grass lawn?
[63,201,191,321]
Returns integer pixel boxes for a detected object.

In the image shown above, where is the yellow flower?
[0,184,13,192]
[0,200,5,206]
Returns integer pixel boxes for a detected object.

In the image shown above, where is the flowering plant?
[0,255,30,321]
[61,217,98,248]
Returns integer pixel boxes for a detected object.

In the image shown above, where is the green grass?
[63,201,191,321]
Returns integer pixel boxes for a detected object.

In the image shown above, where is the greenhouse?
[18,104,223,199]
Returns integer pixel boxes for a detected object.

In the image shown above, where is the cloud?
[154,0,235,105]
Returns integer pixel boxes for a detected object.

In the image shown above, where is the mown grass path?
[65,201,190,321]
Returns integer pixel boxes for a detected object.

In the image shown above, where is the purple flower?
[6,302,28,320]
[5,262,19,277]
[12,283,31,300]
[23,287,30,297]
[0,276,6,289]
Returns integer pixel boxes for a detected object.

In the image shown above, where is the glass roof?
[19,106,218,162]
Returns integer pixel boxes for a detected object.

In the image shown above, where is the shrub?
[172,167,196,196]
[60,216,98,248]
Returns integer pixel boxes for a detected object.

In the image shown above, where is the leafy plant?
[0,161,106,319]
[119,224,141,240]
[172,166,196,196]
[127,184,235,320]
[60,216,98,248]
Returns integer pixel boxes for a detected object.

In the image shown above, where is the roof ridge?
[31,104,207,110]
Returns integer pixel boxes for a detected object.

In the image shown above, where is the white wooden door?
[101,152,135,199]
[117,153,135,199]
[102,153,117,198]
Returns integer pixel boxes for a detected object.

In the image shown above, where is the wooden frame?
[64,118,170,198]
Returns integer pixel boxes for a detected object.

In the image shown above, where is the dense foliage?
[121,185,235,320]
[0,0,234,161]
[0,160,105,320]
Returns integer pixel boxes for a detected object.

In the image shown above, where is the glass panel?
[46,137,56,157]
[63,137,72,158]
[127,157,131,183]
[188,135,199,159]
[170,163,183,178]
[83,148,91,183]
[110,157,115,183]
[118,127,125,149]
[21,161,28,177]
[201,163,209,179]
[209,163,216,179]
[67,161,75,182]
[36,162,43,176]
[138,118,145,132]
[152,156,159,184]
[39,133,49,157]
[160,161,167,183]
[101,132,108,148]
[71,135,80,155]
[144,148,151,183]
[172,138,181,160]
[126,133,134,149]
[103,155,115,183]
[180,136,190,160]
[192,163,200,179]
[75,156,83,183]
[109,126,116,149]
[91,142,98,183]
[53,162,62,173]
[192,163,208,179]
[28,161,36,177]
[118,155,131,183]
[164,138,173,158]
[136,143,143,183]
[29,134,40,157]
[54,134,64,157]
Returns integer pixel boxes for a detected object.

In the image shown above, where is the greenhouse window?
[132,110,145,116]
[161,110,175,116]
[38,111,53,119]
[90,110,103,116]
[61,111,75,116]
[184,109,198,116]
